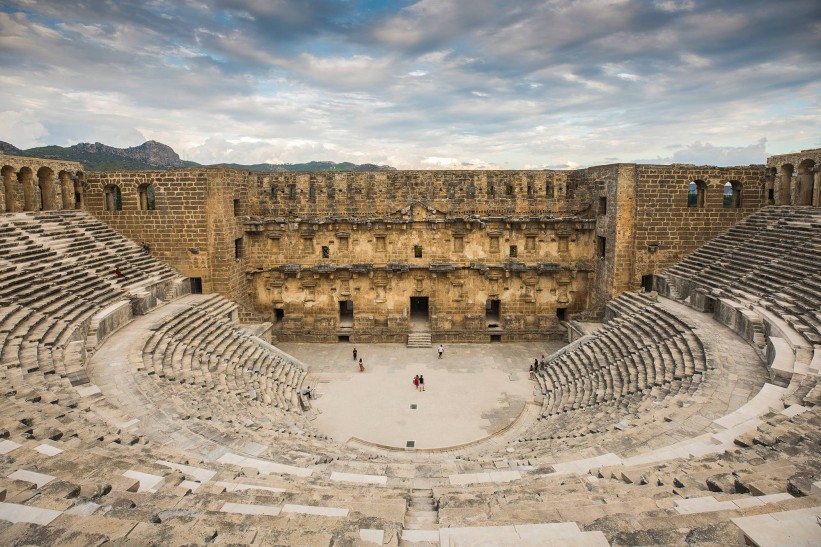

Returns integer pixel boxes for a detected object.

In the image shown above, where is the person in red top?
[114,266,123,279]
[413,375,419,390]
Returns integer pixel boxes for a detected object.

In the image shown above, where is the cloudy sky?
[1,0,819,169]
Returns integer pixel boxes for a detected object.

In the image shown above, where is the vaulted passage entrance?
[410,296,429,330]
[339,300,354,328]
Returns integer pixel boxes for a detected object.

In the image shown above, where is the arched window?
[104,185,122,211]
[723,181,742,208]
[688,180,707,208]
[138,183,155,210]
[2,165,16,212]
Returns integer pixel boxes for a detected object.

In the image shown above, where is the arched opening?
[796,159,815,206]
[546,182,554,199]
[138,183,156,210]
[74,172,86,209]
[104,184,122,211]
[37,166,55,211]
[688,180,707,208]
[2,165,17,212]
[765,167,777,204]
[723,181,742,208]
[19,167,35,211]
[778,164,793,205]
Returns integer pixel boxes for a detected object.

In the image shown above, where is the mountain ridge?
[0,140,395,172]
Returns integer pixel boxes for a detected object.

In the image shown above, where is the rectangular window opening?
[322,245,330,258]
[414,244,423,258]
[509,245,518,258]
[274,308,284,322]
[599,196,607,215]
[598,236,606,259]
[556,308,567,321]
[234,237,244,260]
[233,198,241,216]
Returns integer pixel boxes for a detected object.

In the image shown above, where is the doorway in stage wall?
[485,298,501,327]
[410,296,429,331]
[339,300,354,328]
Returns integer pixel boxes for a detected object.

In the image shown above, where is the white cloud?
[0,109,49,148]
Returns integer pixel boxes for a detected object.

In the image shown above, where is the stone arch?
[59,170,74,209]
[74,172,86,209]
[138,183,156,210]
[19,167,35,211]
[688,180,707,208]
[723,180,742,208]
[778,164,793,205]
[2,165,17,212]
[796,159,815,205]
[104,184,122,211]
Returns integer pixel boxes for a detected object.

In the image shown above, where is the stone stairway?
[400,489,439,545]
[407,332,432,348]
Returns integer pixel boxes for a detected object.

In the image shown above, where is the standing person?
[359,358,364,372]
[539,355,546,370]
[437,344,444,359]
[413,375,419,390]
[114,266,123,279]
[530,362,537,380]
[353,347,358,361]
[419,374,425,391]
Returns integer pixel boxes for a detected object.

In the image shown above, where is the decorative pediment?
[392,200,446,220]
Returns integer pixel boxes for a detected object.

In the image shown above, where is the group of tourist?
[412,374,426,391]
[529,354,547,379]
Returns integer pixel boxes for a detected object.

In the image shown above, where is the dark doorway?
[338,335,350,343]
[339,300,354,327]
[274,308,284,322]
[190,277,203,294]
[410,296,429,329]
[556,307,567,321]
[641,274,654,292]
[486,299,501,326]
[490,334,502,343]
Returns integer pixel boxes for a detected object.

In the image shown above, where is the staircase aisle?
[400,488,440,546]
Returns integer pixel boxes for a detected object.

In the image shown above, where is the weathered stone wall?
[240,170,599,341]
[73,160,777,341]
[0,154,85,213]
[767,148,821,207]
[244,170,590,219]
[628,164,767,290]
[83,168,254,316]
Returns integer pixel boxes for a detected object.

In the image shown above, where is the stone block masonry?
[75,160,777,341]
